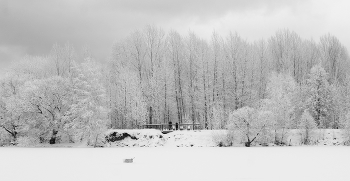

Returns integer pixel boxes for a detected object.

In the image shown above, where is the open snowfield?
[2,129,350,181]
[1,147,350,181]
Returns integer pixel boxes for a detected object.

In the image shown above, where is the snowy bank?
[104,129,348,147]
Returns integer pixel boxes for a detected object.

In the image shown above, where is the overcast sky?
[1,0,350,76]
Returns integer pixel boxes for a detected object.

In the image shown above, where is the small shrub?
[227,107,274,147]
[257,128,274,146]
[343,140,350,146]
[226,129,235,146]
[298,110,317,145]
[212,130,235,147]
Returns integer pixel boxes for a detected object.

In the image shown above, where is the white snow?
[105,129,164,136]
[105,129,225,147]
[1,129,349,181]
[1,147,350,181]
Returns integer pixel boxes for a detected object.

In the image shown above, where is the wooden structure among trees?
[141,123,201,131]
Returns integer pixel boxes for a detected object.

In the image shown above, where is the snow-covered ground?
[2,129,350,181]
[105,129,219,147]
[105,129,348,147]
[1,147,350,181]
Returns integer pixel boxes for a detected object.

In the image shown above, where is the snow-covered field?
[1,147,350,181]
[2,129,350,181]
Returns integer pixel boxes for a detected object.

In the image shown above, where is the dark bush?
[105,132,138,142]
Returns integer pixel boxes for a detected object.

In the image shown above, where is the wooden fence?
[141,123,201,130]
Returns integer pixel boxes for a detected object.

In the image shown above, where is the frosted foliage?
[116,68,148,128]
[211,130,235,147]
[64,59,109,146]
[299,110,317,129]
[343,112,350,142]
[298,110,317,144]
[9,56,52,78]
[0,95,26,138]
[266,72,296,100]
[306,64,334,128]
[264,72,296,143]
[265,73,295,127]
[227,107,274,146]
[0,73,29,141]
[211,106,225,129]
[1,27,350,147]
[17,76,73,144]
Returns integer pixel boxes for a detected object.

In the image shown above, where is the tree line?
[0,25,349,146]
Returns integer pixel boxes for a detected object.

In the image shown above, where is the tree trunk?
[274,129,277,144]
[245,135,251,147]
[149,106,153,124]
[94,134,99,148]
[303,127,309,145]
[281,128,285,145]
[49,129,58,144]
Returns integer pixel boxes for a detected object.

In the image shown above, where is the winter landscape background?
[1,0,350,148]
[1,26,350,147]
[2,0,350,181]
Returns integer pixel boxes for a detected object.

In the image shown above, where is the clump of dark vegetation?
[217,142,224,147]
[105,132,138,142]
[274,140,288,146]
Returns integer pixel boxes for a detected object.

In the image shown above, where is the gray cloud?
[1,0,348,77]
[91,0,304,19]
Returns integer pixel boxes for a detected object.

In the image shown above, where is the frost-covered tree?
[268,30,301,77]
[319,34,349,84]
[167,31,187,124]
[50,42,76,77]
[305,64,334,128]
[298,110,317,145]
[227,106,274,147]
[9,56,53,79]
[185,32,203,127]
[264,72,296,144]
[0,95,25,144]
[0,72,39,144]
[2,26,350,148]
[342,112,350,145]
[211,106,225,129]
[64,59,110,146]
[329,84,343,129]
[253,39,270,100]
[21,76,73,144]
[0,57,59,145]
[119,68,148,128]
[106,27,350,132]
